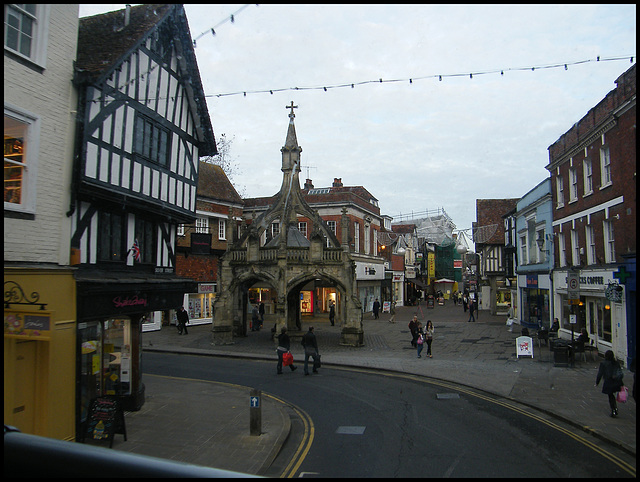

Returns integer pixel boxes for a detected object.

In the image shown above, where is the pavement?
[109,302,636,476]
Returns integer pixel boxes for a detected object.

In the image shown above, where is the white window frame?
[4,103,40,214]
[195,217,209,234]
[569,168,578,202]
[571,229,580,266]
[218,219,226,240]
[271,221,280,239]
[556,175,564,208]
[4,4,50,68]
[585,224,596,265]
[582,159,593,196]
[298,221,307,238]
[177,224,185,236]
[354,222,360,253]
[558,232,567,267]
[603,220,615,263]
[519,234,527,266]
[599,146,612,189]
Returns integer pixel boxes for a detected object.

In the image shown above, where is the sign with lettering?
[82,397,127,448]
[4,311,51,339]
[567,270,580,301]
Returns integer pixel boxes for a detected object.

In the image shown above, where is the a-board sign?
[83,397,127,448]
[427,296,435,309]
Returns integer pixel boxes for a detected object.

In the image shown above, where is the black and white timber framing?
[69,4,216,272]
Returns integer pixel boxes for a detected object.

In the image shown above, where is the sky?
[78,4,636,235]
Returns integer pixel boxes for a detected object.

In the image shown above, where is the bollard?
[249,388,261,436]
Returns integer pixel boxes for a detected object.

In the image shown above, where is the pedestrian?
[463,293,468,312]
[425,319,435,358]
[329,299,335,326]
[276,326,297,374]
[595,350,625,417]
[301,326,320,375]
[467,298,476,322]
[251,303,260,331]
[258,301,265,329]
[373,298,380,319]
[388,301,396,323]
[176,306,189,335]
[416,322,424,358]
[408,315,419,347]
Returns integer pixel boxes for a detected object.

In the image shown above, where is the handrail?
[4,426,258,478]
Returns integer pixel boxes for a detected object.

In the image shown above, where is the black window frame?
[133,113,171,167]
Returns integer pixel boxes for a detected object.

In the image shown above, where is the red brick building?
[546,63,635,365]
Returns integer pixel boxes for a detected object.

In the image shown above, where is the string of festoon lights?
[209,55,635,99]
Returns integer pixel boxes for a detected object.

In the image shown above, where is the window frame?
[4,4,50,68]
[133,113,171,167]
[97,211,124,262]
[582,158,593,196]
[218,218,226,241]
[599,146,612,189]
[4,103,40,214]
[556,175,564,208]
[569,168,578,202]
[195,217,209,234]
[585,224,596,265]
[603,220,615,263]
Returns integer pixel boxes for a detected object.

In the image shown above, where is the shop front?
[518,273,551,328]
[4,268,77,441]
[553,268,627,363]
[74,273,196,438]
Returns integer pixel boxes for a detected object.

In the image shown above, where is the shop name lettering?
[565,276,610,285]
[113,295,148,308]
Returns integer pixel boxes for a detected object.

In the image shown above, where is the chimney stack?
[304,179,314,190]
[124,4,131,27]
[332,178,343,187]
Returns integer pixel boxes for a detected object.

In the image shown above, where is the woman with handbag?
[276,327,297,374]
[425,320,435,358]
[595,350,624,417]
[416,322,425,358]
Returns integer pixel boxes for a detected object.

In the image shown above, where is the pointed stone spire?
[281,101,302,172]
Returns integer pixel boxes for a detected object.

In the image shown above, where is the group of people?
[276,326,320,376]
[409,315,435,358]
[251,302,266,331]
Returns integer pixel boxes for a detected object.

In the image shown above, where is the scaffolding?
[392,208,457,246]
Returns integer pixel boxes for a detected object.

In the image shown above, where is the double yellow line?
[335,366,636,477]
[263,393,315,478]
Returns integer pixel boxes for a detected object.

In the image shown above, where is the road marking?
[336,426,366,434]
[436,393,460,399]
[331,366,636,477]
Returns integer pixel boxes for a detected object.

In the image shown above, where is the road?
[144,352,635,478]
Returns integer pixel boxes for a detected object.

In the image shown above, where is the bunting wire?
[192,4,258,47]
[209,55,635,99]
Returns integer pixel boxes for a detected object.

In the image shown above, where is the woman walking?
[424,320,435,358]
[416,322,425,358]
[595,350,624,417]
[276,327,297,374]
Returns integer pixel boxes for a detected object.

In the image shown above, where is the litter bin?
[552,340,570,367]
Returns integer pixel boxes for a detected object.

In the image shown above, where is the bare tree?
[201,133,246,196]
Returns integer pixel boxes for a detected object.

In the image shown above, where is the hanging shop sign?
[4,311,51,340]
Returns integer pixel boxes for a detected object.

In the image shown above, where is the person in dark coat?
[329,300,336,326]
[301,326,320,375]
[177,306,189,335]
[408,315,419,347]
[276,327,297,374]
[467,298,476,322]
[595,350,624,417]
[372,298,380,319]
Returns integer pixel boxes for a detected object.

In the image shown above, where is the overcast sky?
[79,4,636,235]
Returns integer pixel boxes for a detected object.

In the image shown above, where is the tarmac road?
[113,301,635,476]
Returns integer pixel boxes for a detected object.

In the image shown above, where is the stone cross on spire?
[286,101,298,120]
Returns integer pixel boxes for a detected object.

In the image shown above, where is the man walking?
[177,306,189,335]
[301,326,320,375]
